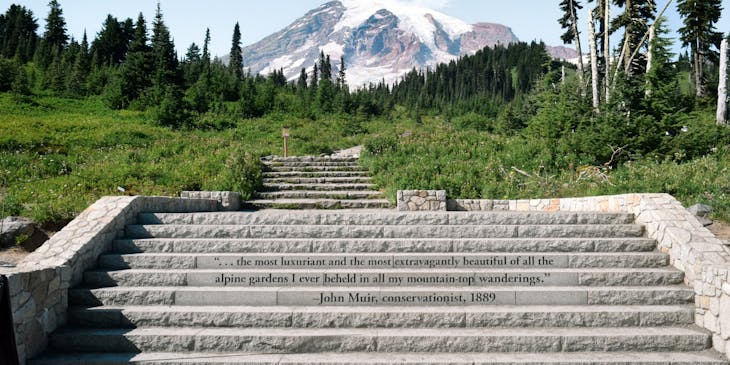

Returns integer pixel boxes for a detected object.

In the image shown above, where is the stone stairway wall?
[29,210,729,364]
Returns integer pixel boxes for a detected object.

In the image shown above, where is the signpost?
[282,127,290,157]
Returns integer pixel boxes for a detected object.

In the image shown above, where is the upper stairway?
[247,156,391,209]
[29,210,730,364]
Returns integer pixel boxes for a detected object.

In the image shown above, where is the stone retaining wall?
[181,191,241,211]
[0,196,219,364]
[396,190,446,211]
[398,190,730,356]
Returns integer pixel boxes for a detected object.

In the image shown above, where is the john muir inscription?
[198,253,564,306]
[201,254,562,269]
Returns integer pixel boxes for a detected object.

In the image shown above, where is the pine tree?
[229,22,243,80]
[43,0,68,58]
[11,62,30,95]
[67,31,90,96]
[613,0,656,75]
[337,55,347,90]
[151,3,179,101]
[297,67,308,91]
[677,0,723,97]
[117,13,152,107]
[90,15,131,67]
[558,0,585,89]
[202,28,211,77]
[0,5,38,62]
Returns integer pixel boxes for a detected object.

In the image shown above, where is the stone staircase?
[31,210,729,364]
[248,156,391,209]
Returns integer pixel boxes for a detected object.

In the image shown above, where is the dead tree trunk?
[604,0,611,103]
[645,25,655,97]
[589,10,600,112]
[717,38,728,125]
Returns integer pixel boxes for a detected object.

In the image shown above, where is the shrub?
[222,150,263,200]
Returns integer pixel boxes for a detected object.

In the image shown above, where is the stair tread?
[74,285,693,291]
[87,267,681,273]
[53,325,711,336]
[70,304,695,313]
[29,351,730,364]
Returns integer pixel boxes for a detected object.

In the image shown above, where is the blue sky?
[11,0,730,58]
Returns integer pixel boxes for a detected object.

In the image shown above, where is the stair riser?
[255,192,386,200]
[98,253,669,270]
[266,162,361,167]
[69,288,695,307]
[125,225,645,240]
[264,178,373,184]
[262,184,377,191]
[112,238,658,254]
[267,167,370,172]
[67,308,695,329]
[138,212,636,226]
[248,200,392,210]
[27,352,730,365]
[83,270,684,288]
[268,157,358,163]
[263,172,371,178]
[49,332,711,353]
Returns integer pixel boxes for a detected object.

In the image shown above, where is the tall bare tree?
[718,38,728,125]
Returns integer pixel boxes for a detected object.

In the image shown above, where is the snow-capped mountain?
[241,0,575,88]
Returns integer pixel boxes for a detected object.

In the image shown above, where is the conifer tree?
[118,13,152,106]
[67,31,90,96]
[151,3,179,100]
[558,0,585,88]
[613,0,656,75]
[229,22,243,80]
[677,0,723,97]
[337,56,347,90]
[43,0,68,51]
[297,68,308,91]
[91,15,131,67]
[0,5,38,62]
[202,28,211,76]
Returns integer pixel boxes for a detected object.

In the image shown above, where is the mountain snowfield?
[241,0,576,88]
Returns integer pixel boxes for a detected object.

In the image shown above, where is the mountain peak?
[241,1,567,88]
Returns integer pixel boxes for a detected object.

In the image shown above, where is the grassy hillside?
[1,93,729,226]
[0,94,363,225]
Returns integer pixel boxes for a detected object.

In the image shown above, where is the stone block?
[720,293,730,340]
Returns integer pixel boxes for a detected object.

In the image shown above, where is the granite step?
[263,177,373,184]
[111,237,659,254]
[68,286,695,307]
[97,252,669,270]
[262,171,371,178]
[47,326,712,353]
[137,211,636,226]
[124,224,645,240]
[268,156,358,163]
[82,268,684,288]
[254,190,386,200]
[262,183,378,191]
[28,350,730,365]
[266,166,370,172]
[265,161,362,167]
[247,199,392,209]
[66,304,695,329]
